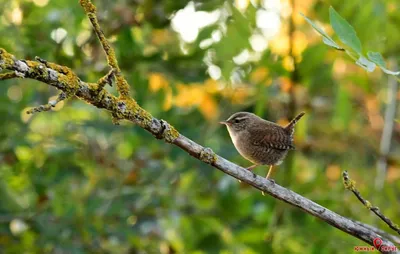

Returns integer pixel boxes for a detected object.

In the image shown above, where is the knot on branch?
[117,101,126,113]
[15,60,29,75]
[199,147,217,165]
[155,120,179,143]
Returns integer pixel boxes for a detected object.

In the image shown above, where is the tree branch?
[0,1,398,252]
[79,0,130,98]
[343,170,400,235]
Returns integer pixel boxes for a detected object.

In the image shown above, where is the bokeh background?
[1,0,399,253]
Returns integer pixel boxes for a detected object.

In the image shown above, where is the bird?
[220,111,305,181]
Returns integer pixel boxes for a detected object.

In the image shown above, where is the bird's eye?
[234,119,240,123]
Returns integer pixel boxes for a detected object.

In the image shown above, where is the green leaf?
[300,13,343,50]
[367,51,385,66]
[356,56,376,72]
[329,6,362,55]
[322,37,342,50]
[367,51,400,75]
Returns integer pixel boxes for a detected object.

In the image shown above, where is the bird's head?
[220,112,258,133]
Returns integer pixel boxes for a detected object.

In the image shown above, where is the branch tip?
[26,92,67,114]
[342,170,400,236]
[79,0,96,13]
[155,120,179,143]
[35,56,47,65]
[98,69,114,89]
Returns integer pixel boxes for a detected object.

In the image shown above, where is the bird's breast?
[227,128,259,164]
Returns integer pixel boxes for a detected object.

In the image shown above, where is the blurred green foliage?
[0,0,399,253]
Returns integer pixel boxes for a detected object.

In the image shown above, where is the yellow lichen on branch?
[79,0,96,13]
[0,48,16,68]
[0,46,179,142]
[79,0,131,98]
[0,72,18,80]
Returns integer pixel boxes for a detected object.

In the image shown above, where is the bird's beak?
[219,121,229,125]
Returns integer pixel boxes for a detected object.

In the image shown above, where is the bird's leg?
[266,165,274,179]
[266,165,275,184]
[261,165,275,196]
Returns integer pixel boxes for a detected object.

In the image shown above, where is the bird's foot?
[261,178,275,196]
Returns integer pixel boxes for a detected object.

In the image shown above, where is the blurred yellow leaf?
[163,86,173,111]
[222,87,251,104]
[200,95,218,120]
[204,79,219,94]
[149,73,169,92]
[151,29,173,46]
[293,31,308,57]
[282,56,295,71]
[277,118,289,126]
[250,67,269,84]
[279,77,293,93]
[326,164,341,181]
[174,84,204,107]
[387,166,400,183]
[269,28,290,56]
[173,82,219,120]
[333,58,348,78]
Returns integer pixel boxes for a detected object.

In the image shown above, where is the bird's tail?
[285,112,305,136]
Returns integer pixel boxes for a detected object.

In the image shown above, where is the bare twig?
[79,0,130,98]
[352,219,400,245]
[26,92,67,114]
[343,170,400,235]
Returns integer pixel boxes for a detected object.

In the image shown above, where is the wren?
[220,111,305,180]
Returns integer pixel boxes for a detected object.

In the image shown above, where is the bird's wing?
[251,124,295,150]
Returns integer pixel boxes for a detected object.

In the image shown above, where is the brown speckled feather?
[251,121,295,150]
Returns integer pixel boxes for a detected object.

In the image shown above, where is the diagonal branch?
[1,48,399,254]
[79,0,130,98]
[343,170,400,235]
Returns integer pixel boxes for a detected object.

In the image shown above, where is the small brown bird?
[220,111,305,180]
